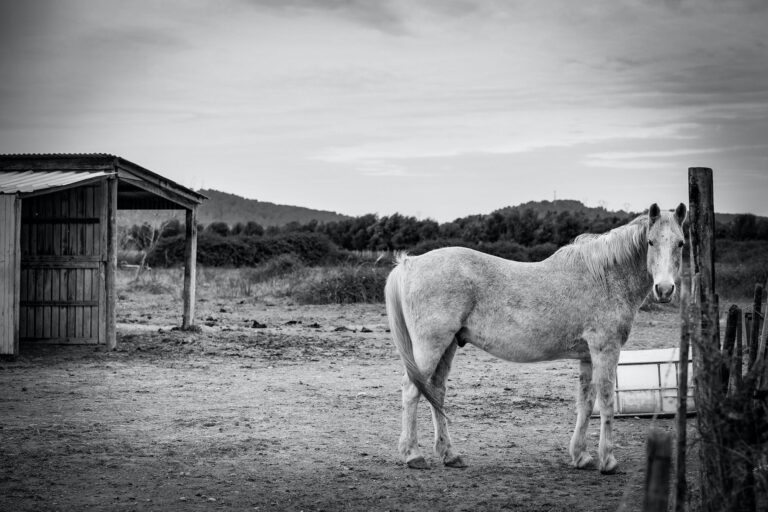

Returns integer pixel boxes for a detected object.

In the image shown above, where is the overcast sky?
[1,0,766,221]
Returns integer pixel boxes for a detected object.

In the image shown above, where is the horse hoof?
[444,455,467,468]
[599,456,619,475]
[406,456,430,470]
[573,453,594,470]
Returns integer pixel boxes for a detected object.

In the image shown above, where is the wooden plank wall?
[19,184,105,344]
[0,194,20,355]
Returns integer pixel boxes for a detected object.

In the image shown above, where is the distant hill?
[118,189,350,228]
[194,189,349,227]
[492,199,755,226]
[492,199,635,221]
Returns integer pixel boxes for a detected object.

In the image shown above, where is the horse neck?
[603,248,653,309]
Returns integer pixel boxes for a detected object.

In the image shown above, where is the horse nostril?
[655,283,674,299]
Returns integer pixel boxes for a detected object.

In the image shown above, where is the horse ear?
[674,203,687,226]
[648,203,661,225]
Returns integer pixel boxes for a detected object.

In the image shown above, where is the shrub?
[480,240,532,261]
[409,238,475,256]
[714,240,768,298]
[146,232,339,267]
[527,243,558,262]
[241,254,305,284]
[290,264,389,304]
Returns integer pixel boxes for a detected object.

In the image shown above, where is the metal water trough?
[592,348,695,417]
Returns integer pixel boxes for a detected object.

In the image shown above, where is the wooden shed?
[0,154,206,356]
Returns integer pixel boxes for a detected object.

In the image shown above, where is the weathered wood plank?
[98,180,107,345]
[20,300,100,307]
[20,337,100,345]
[105,177,117,349]
[14,194,21,354]
[0,195,20,355]
[117,170,200,210]
[21,217,100,224]
[22,256,100,266]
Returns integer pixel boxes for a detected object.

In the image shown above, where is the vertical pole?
[758,307,768,388]
[721,305,740,394]
[688,167,721,512]
[688,167,716,305]
[182,206,197,329]
[748,284,763,370]
[105,177,118,350]
[728,311,743,396]
[675,281,692,512]
[644,430,673,512]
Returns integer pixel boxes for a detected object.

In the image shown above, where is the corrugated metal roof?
[0,170,114,194]
[0,154,206,205]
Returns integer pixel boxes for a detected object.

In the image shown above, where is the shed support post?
[105,177,118,350]
[182,206,197,329]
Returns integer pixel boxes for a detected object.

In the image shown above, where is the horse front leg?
[569,359,596,469]
[591,346,620,474]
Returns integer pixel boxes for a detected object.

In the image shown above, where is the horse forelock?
[553,214,649,281]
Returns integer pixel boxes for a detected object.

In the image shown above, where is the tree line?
[120,208,768,268]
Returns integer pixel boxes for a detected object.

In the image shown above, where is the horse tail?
[385,253,447,419]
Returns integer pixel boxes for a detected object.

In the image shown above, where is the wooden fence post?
[749,284,763,370]
[728,309,743,396]
[758,303,768,389]
[675,281,692,512]
[688,167,723,512]
[722,305,740,394]
[644,430,673,512]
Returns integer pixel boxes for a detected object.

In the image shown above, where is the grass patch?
[117,268,179,296]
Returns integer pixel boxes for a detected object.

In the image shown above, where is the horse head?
[646,202,687,302]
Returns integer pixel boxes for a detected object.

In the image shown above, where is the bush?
[714,240,768,298]
[527,242,559,262]
[240,254,305,284]
[717,262,768,299]
[146,232,339,267]
[409,238,475,256]
[480,240,532,261]
[290,264,389,304]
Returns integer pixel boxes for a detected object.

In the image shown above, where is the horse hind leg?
[399,327,459,469]
[430,340,466,468]
[399,375,430,469]
[569,359,596,469]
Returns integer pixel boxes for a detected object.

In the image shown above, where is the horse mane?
[551,215,648,281]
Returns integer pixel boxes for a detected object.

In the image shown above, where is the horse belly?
[462,318,588,363]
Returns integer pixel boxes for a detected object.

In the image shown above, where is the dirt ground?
[1,290,699,511]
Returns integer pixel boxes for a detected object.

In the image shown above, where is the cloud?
[583,145,768,170]
[242,0,407,33]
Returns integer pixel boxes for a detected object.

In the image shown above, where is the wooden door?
[19,182,106,344]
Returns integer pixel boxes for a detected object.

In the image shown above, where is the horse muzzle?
[653,282,675,303]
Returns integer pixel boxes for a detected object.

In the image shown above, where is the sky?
[1,0,767,222]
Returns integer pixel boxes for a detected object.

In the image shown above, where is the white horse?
[385,203,686,474]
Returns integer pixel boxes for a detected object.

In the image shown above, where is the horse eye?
[648,240,654,247]
[678,241,684,248]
